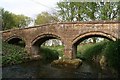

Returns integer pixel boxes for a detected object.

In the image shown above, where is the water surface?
[2,60,118,78]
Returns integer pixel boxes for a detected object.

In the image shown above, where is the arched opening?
[32,34,64,62]
[72,33,115,59]
[6,37,25,47]
[71,32,119,75]
[2,36,26,66]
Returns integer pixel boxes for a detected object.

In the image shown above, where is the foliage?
[77,40,120,72]
[117,1,120,20]
[35,12,58,25]
[42,46,64,57]
[40,47,60,61]
[104,40,120,71]
[1,8,15,30]
[2,42,29,66]
[77,42,107,59]
[12,14,32,28]
[1,8,32,30]
[57,2,119,21]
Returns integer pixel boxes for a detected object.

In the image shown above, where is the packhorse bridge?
[2,21,120,59]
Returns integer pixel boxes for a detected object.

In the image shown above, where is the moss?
[51,59,82,69]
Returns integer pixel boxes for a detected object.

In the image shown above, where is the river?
[2,60,118,79]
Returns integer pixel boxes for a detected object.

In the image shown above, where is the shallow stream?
[2,60,118,78]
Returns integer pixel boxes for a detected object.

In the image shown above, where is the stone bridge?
[2,21,120,59]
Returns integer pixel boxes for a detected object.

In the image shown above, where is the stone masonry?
[2,21,120,59]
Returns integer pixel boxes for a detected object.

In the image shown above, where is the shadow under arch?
[5,36,26,47]
[71,31,117,58]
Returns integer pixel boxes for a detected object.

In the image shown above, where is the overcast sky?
[0,0,60,18]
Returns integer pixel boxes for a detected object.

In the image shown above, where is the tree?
[12,14,32,28]
[0,8,3,30]
[99,2,118,20]
[35,12,58,25]
[1,9,15,30]
[1,8,32,30]
[117,1,120,20]
[57,2,119,21]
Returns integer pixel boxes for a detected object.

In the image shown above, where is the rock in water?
[51,59,82,69]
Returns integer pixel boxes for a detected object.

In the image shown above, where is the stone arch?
[31,33,64,56]
[71,31,117,58]
[73,31,116,45]
[32,33,64,46]
[5,35,26,47]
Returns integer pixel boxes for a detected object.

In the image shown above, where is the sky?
[0,0,60,18]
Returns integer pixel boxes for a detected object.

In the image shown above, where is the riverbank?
[77,40,120,74]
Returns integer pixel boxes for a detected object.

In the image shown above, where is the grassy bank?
[77,40,120,72]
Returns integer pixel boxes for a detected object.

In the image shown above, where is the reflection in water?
[2,60,118,78]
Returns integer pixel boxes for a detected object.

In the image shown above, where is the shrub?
[40,47,59,61]
[77,40,120,72]
[104,40,120,71]
[78,41,107,60]
[2,42,28,66]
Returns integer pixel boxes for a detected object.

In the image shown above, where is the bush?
[104,40,120,71]
[40,47,59,61]
[77,40,120,72]
[44,46,64,57]
[78,42,107,60]
[2,42,28,66]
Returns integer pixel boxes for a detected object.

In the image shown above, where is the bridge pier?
[72,45,77,59]
[64,44,77,59]
[25,44,41,59]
